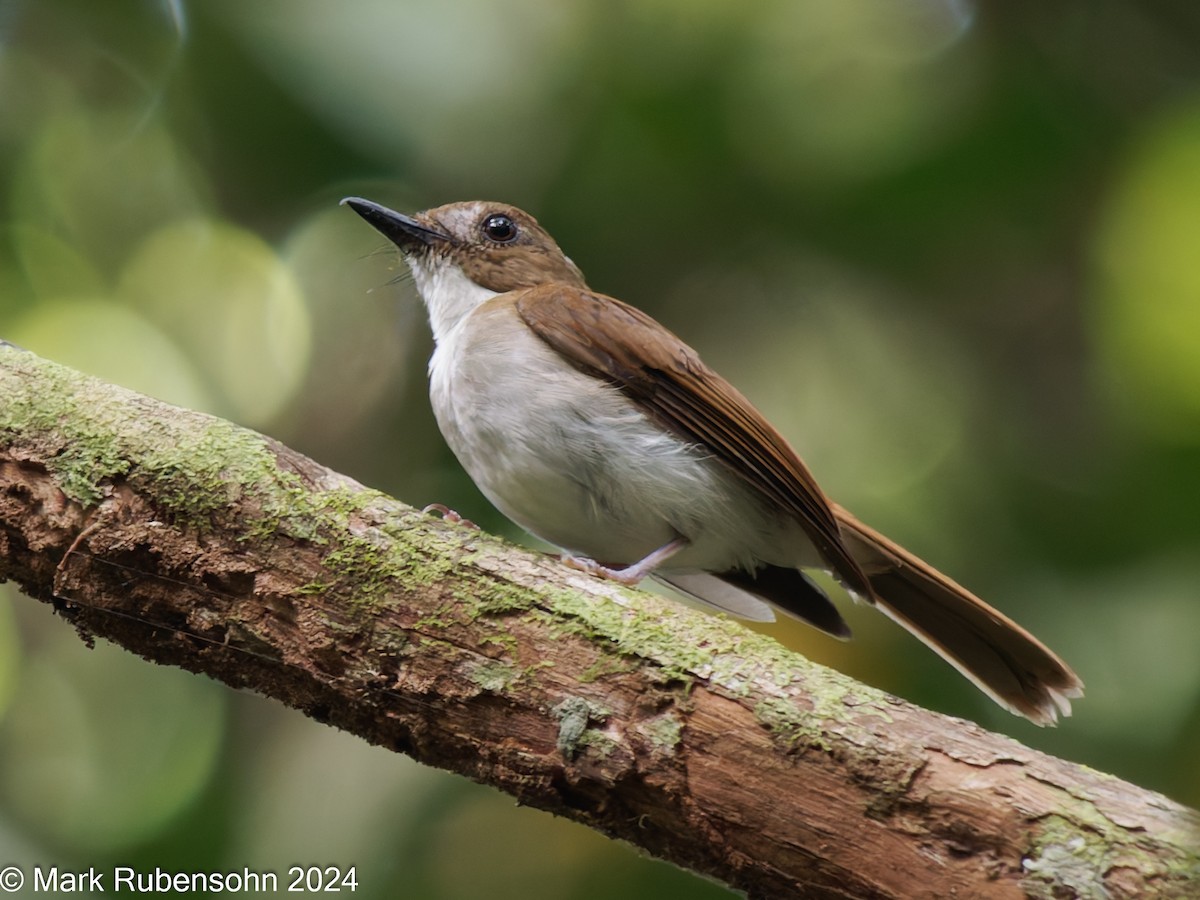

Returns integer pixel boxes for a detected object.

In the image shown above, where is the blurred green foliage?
[1,1,1199,896]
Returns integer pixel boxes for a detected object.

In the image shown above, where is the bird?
[342,196,1083,725]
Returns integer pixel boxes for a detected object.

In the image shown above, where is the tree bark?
[1,345,1197,899]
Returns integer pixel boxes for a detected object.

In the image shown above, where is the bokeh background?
[2,0,1199,896]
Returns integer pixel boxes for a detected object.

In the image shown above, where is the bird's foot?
[561,555,646,585]
[561,536,690,586]
[422,503,479,530]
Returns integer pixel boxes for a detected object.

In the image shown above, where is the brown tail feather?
[833,505,1083,725]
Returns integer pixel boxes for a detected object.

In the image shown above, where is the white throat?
[407,256,500,343]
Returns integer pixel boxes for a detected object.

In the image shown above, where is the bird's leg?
[563,536,689,585]
[422,503,479,530]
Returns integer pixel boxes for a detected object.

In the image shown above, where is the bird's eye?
[482,214,518,243]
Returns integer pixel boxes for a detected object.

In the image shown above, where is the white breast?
[427,298,810,573]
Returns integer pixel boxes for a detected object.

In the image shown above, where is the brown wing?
[515,284,874,600]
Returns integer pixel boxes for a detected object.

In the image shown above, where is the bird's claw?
[561,554,644,585]
[422,503,479,530]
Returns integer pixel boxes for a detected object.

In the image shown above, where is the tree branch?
[1,345,1197,899]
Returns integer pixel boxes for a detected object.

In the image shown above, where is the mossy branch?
[1,346,1197,899]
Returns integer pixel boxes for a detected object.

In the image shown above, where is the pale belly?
[428,307,808,572]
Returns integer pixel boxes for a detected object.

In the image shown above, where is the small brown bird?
[343,196,1083,725]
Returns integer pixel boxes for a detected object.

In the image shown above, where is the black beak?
[341,197,449,247]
